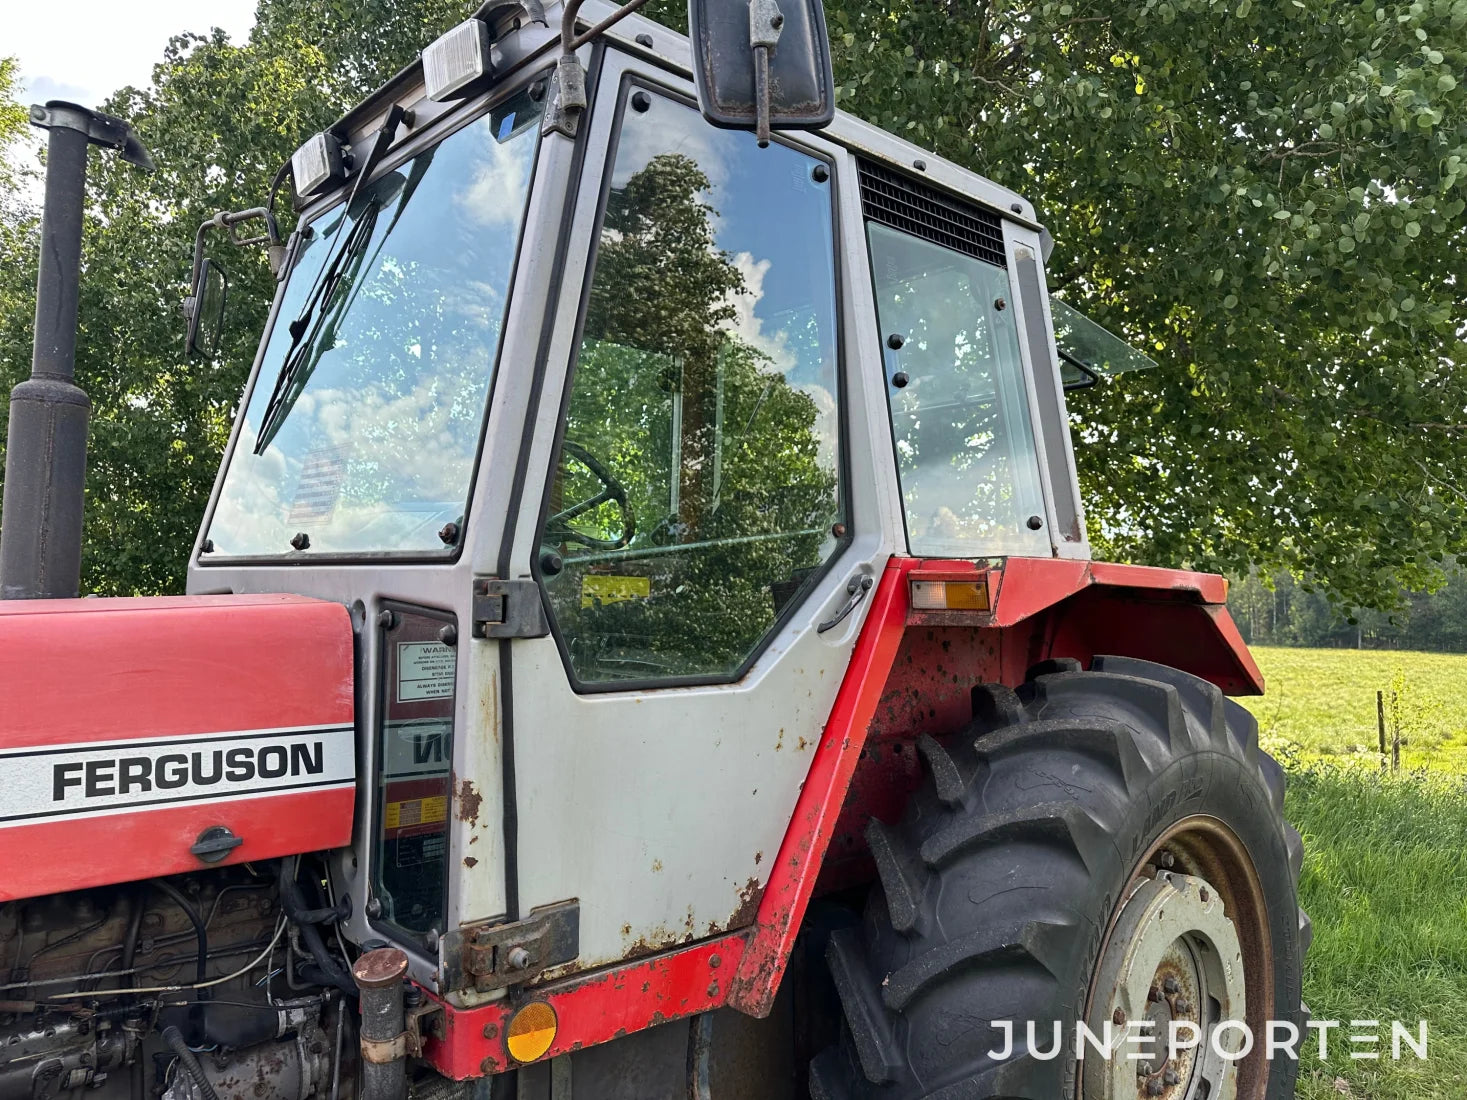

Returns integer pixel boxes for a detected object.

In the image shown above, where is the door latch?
[818,574,873,633]
[444,900,580,993]
[472,578,550,639]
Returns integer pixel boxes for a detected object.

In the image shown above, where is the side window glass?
[866,216,1049,556]
[538,86,845,686]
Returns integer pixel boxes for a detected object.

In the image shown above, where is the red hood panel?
[0,594,355,900]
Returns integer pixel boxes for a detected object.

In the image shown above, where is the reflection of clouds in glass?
[610,99,730,191]
[719,252,795,373]
[209,102,543,557]
[215,364,488,551]
[455,128,532,228]
[439,279,504,332]
[796,381,839,474]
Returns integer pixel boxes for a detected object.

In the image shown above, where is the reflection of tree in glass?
[545,153,840,682]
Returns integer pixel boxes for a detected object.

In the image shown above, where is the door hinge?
[443,900,579,993]
[472,577,550,639]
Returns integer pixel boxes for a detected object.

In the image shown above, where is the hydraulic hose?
[161,1025,221,1100]
[120,888,146,984]
[277,861,357,997]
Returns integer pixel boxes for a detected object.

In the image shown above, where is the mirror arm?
[188,207,286,306]
[544,0,655,138]
[749,0,785,147]
[565,0,656,52]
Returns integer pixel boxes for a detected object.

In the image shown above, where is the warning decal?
[396,642,455,702]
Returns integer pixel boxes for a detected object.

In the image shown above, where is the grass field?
[1238,648,1467,1097]
[1241,646,1467,772]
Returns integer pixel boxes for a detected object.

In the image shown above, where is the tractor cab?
[183,0,1177,1018]
[2,2,1303,1099]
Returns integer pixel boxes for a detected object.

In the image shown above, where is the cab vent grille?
[859,160,1007,268]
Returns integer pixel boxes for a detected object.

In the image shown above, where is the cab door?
[496,47,896,977]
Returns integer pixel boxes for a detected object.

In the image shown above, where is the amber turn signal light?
[910,577,990,611]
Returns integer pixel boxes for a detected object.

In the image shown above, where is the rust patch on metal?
[456,778,482,824]
[464,856,478,869]
[353,946,410,988]
[730,876,762,929]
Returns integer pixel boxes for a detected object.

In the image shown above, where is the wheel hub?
[1084,870,1247,1100]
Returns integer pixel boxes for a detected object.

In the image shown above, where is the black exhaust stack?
[0,102,151,600]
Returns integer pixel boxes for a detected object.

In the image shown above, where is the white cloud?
[455,127,532,228]
[6,2,256,203]
[718,251,796,374]
[9,1,256,113]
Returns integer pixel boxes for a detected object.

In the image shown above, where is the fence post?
[1377,689,1387,765]
[1390,690,1401,773]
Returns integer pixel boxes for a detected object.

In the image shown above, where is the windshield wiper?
[253,107,406,455]
[253,206,378,453]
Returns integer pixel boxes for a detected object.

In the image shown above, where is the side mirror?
[185,258,228,360]
[688,0,836,145]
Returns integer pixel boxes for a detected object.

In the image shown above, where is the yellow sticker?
[580,574,651,608]
[384,795,448,830]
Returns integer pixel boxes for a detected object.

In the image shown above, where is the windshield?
[205,88,543,557]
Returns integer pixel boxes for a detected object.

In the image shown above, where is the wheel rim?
[1082,816,1274,1100]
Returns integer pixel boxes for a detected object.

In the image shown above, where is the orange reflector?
[910,578,989,611]
[505,1001,558,1063]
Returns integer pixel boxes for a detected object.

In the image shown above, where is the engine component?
[160,1013,333,1100]
[0,1012,140,1100]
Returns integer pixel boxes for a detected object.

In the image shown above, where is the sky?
[6,0,257,113]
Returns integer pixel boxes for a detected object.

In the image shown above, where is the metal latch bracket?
[445,900,579,993]
[472,577,550,640]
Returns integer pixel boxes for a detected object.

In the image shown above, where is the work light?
[291,132,346,198]
[424,18,494,102]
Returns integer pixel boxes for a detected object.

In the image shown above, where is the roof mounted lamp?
[0,103,153,600]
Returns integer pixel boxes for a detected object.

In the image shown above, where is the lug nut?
[1163,976,1180,995]
[1175,998,1193,1016]
[1158,851,1175,869]
[1146,1081,1164,1097]
[1136,1062,1153,1077]
[1148,985,1164,1003]
[1164,1069,1180,1085]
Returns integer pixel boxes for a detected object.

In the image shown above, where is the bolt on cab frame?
[146,0,1280,1092]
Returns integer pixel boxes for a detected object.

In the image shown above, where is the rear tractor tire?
[811,656,1308,1100]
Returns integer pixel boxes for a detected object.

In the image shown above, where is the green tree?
[820,0,1467,611]
[0,1,457,595]
[5,0,1467,608]
[0,58,30,179]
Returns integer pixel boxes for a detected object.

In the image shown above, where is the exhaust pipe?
[0,102,151,600]
[353,948,410,1100]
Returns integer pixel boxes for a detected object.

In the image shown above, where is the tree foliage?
[1234,566,1467,653]
[821,0,1467,609]
[1,0,1464,608]
[0,1,457,594]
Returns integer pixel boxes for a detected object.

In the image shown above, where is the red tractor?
[0,2,1306,1098]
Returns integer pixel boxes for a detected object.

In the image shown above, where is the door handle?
[818,574,874,634]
